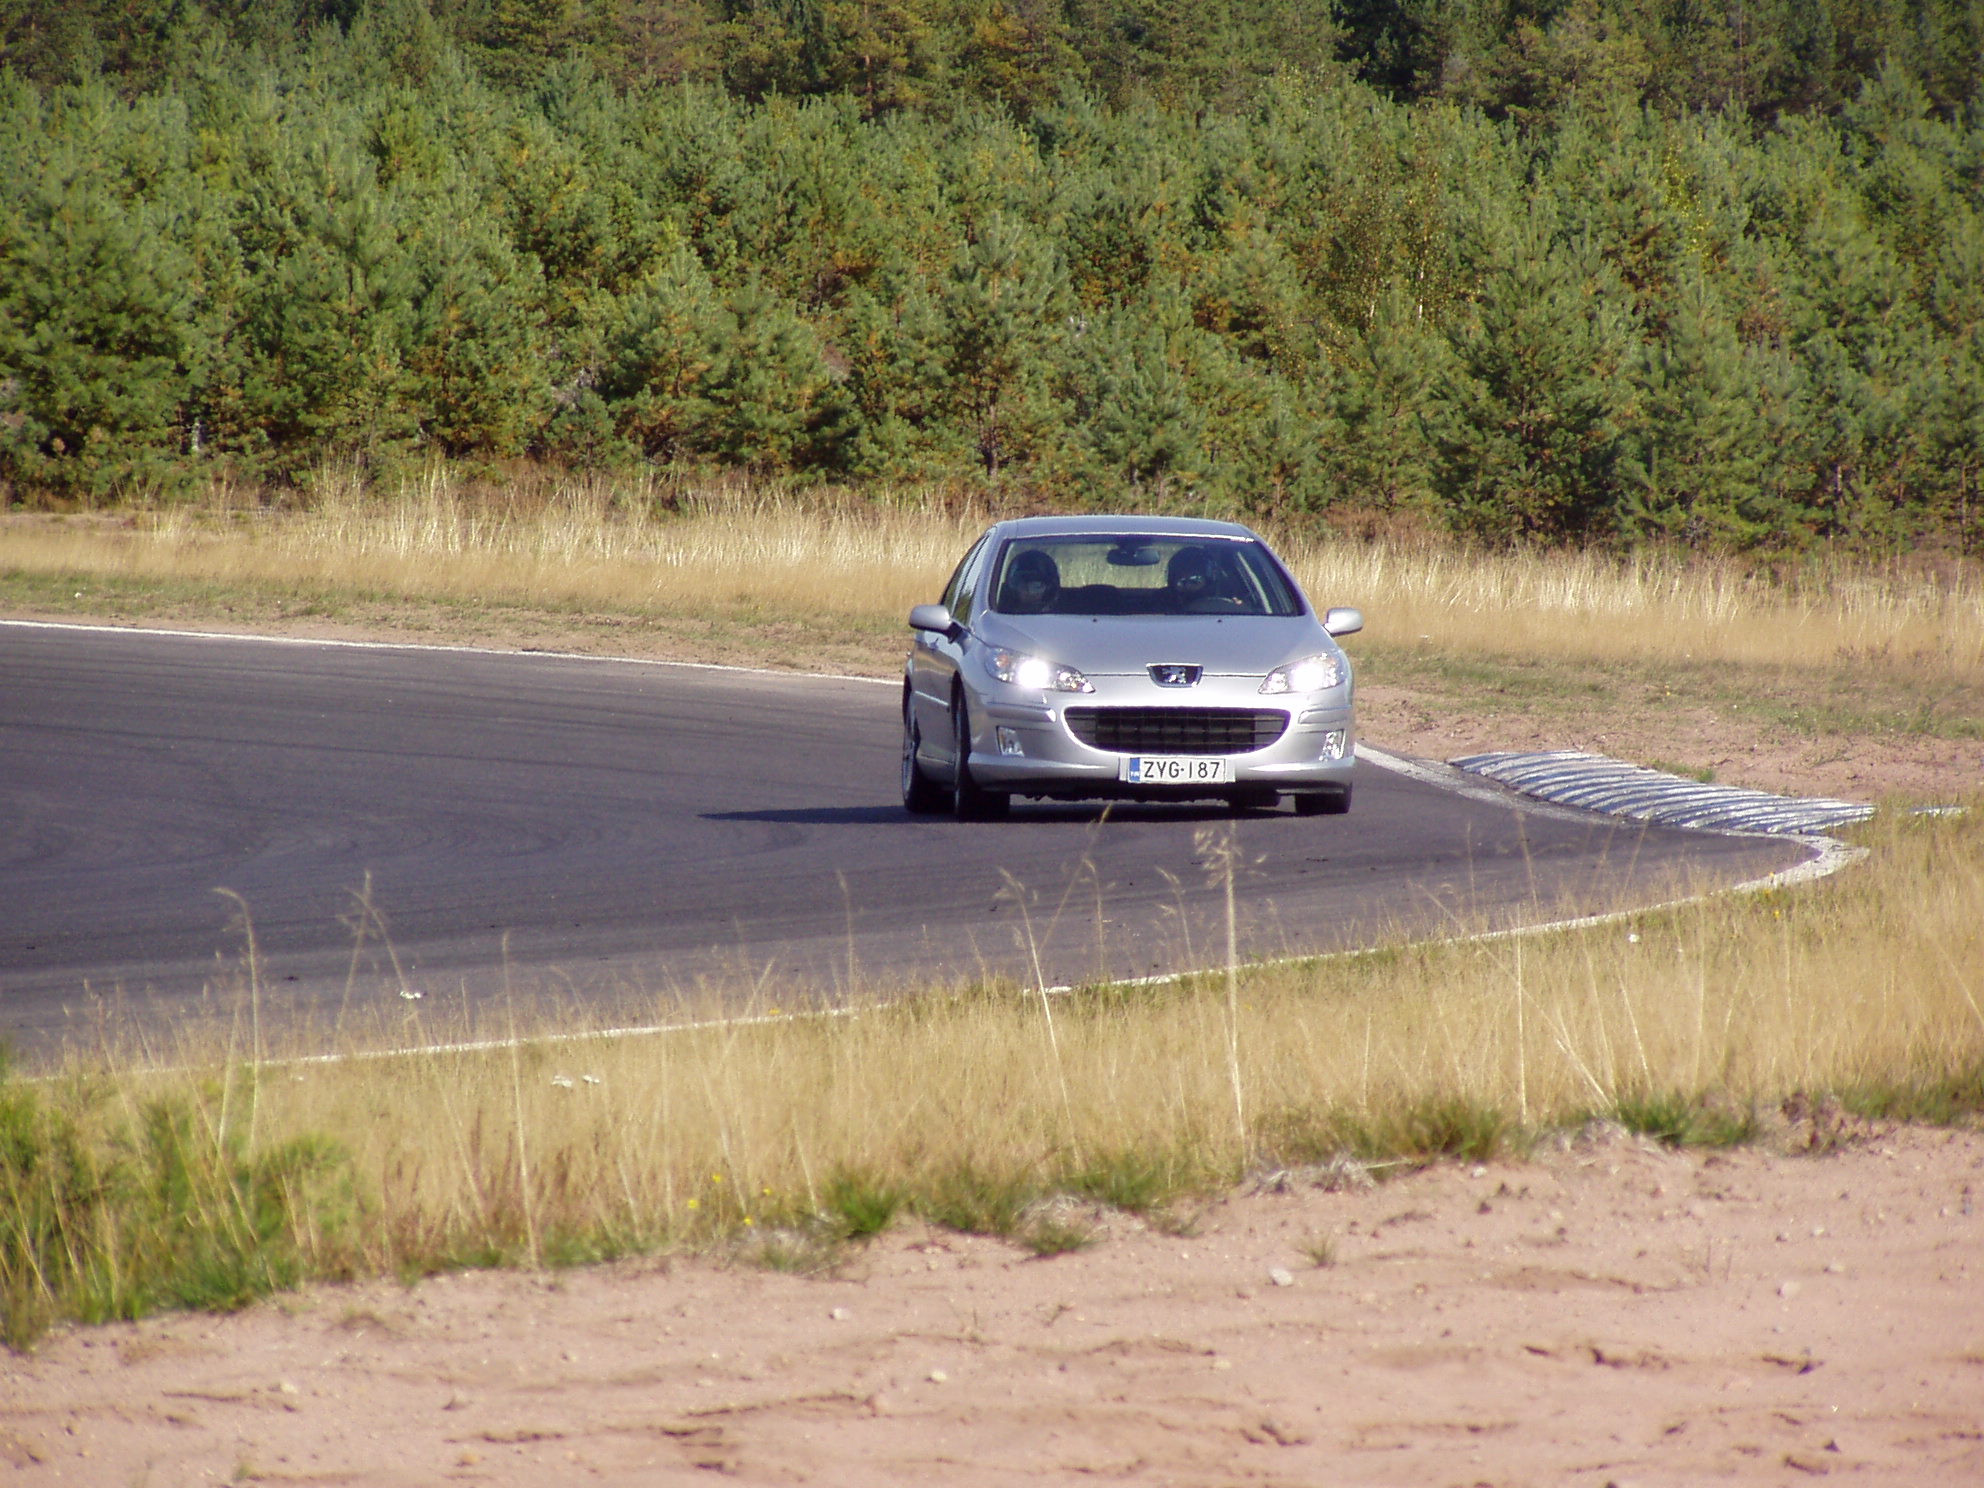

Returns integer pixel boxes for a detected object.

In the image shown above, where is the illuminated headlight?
[986,648,1093,693]
[1260,653,1345,694]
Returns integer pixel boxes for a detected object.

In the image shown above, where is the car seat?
[999,549,1062,613]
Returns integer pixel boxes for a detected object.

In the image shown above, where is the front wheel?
[1293,785,1352,817]
[902,713,948,814]
[950,696,1009,821]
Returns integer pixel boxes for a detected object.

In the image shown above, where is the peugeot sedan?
[902,516,1362,819]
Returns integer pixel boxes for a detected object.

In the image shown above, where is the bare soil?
[4,1124,1980,1486]
[1354,681,1980,806]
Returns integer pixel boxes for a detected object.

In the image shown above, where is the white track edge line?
[251,828,1859,1073]
[0,616,894,687]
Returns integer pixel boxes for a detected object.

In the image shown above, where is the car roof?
[983,514,1263,542]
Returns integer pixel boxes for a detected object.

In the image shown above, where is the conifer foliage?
[1,1,1981,552]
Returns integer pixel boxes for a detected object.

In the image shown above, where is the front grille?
[1064,707,1289,755]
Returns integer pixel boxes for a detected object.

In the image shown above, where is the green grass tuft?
[1378,1095,1519,1164]
[1610,1090,1759,1148]
[1060,1149,1189,1214]
[0,1073,354,1349]
[1838,1062,1984,1126]
[822,1168,905,1241]
[911,1163,1034,1238]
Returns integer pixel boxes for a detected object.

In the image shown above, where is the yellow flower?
[711,1173,724,1184]
[743,1216,754,1227]
[686,1199,700,1210]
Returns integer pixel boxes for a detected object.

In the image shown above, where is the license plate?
[1121,756,1235,785]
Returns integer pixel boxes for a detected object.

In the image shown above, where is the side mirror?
[908,603,960,639]
[1322,606,1364,637]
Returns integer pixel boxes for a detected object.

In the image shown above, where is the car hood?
[974,612,1331,677]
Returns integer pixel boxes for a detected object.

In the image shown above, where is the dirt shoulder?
[4,1123,1979,1486]
[1355,678,1980,805]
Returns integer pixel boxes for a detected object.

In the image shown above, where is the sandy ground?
[4,1122,1980,1486]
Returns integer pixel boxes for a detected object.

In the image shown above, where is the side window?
[942,533,992,625]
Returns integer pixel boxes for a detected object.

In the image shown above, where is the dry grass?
[1284,534,1984,681]
[4,466,1980,685]
[4,466,976,629]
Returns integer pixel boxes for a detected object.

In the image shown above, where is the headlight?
[1260,653,1345,694]
[986,648,1093,693]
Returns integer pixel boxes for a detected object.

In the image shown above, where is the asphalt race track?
[1,622,1808,1056]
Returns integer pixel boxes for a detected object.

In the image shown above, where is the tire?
[1293,785,1352,817]
[901,712,948,814]
[950,695,1009,821]
[1229,788,1281,814]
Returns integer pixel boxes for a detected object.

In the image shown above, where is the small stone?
[1268,1268,1294,1288]
[1470,1166,1487,1179]
[276,1381,299,1396]
[1211,1358,1233,1371]
[1779,1280,1802,1299]
[1824,1262,1845,1274]
[928,1369,948,1384]
[830,1307,850,1321]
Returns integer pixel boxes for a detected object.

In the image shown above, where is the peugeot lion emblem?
[1148,663,1202,687]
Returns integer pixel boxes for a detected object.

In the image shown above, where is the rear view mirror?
[908,603,957,637]
[1323,606,1364,637]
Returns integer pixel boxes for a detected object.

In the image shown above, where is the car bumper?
[966,685,1356,799]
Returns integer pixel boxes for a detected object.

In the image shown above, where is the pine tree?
[1322,280,1448,521]
[1068,307,1205,498]
[0,173,195,494]
[0,81,200,495]
[1617,271,1794,547]
[696,276,848,471]
[598,244,729,459]
[234,125,420,465]
[937,211,1066,481]
[1433,199,1638,543]
[401,190,549,456]
[838,260,962,479]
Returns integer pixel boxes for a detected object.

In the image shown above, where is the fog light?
[996,726,1025,757]
[1321,730,1347,761]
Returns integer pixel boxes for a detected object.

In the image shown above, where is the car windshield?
[987,535,1303,618]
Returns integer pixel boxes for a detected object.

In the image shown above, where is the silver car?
[902,515,1362,819]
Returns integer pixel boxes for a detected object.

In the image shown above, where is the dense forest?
[2,1,1981,551]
